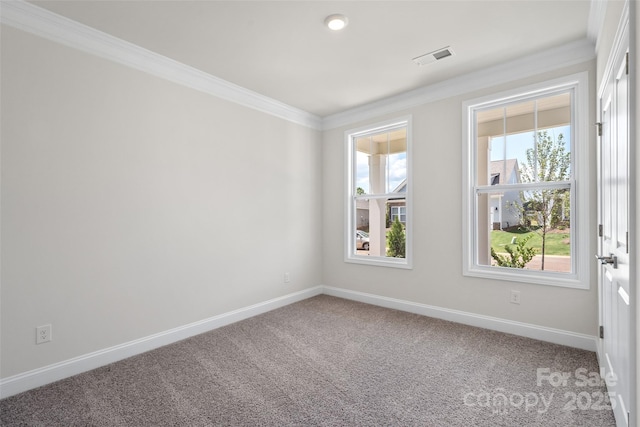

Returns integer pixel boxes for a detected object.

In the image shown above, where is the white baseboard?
[1,284,597,399]
[0,286,323,399]
[322,286,598,352]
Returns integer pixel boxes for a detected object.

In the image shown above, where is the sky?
[489,125,572,179]
[355,151,406,194]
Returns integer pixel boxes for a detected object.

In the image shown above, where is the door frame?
[630,0,638,425]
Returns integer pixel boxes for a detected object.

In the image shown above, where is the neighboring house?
[356,179,406,229]
[489,159,522,230]
[388,179,407,224]
[355,198,370,230]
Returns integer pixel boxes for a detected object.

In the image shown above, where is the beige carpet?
[0,295,616,426]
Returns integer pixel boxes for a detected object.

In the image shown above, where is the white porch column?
[369,154,387,256]
[477,136,490,265]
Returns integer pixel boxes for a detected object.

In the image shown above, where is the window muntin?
[346,117,411,268]
[463,74,589,288]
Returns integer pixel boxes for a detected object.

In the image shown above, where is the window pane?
[504,101,536,186]
[354,128,406,196]
[353,196,371,254]
[355,149,370,194]
[386,199,406,258]
[351,197,406,259]
[477,106,503,186]
[387,136,407,193]
[481,93,572,187]
[477,189,571,273]
[355,198,369,230]
[477,106,505,141]
[531,127,571,183]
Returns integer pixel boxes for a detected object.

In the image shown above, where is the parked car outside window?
[356,230,369,250]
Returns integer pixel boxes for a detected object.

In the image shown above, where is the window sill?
[463,265,588,289]
[346,254,413,270]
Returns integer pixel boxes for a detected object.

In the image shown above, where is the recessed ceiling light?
[325,14,348,31]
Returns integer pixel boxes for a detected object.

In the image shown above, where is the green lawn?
[491,228,571,256]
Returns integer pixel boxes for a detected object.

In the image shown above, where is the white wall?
[322,60,598,335]
[0,26,323,378]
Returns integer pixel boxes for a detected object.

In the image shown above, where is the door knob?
[595,254,618,269]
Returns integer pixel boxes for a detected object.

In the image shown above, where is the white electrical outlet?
[510,290,521,305]
[284,272,291,283]
[36,324,52,344]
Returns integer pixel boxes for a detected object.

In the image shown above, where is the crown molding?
[587,0,608,50]
[322,38,596,130]
[0,0,323,130]
[1,0,597,133]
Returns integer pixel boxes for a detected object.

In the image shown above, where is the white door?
[598,45,630,426]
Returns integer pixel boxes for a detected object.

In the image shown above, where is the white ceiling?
[30,0,593,118]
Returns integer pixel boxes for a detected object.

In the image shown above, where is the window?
[346,117,412,268]
[463,73,589,288]
[390,206,406,224]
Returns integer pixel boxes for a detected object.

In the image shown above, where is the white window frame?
[345,116,413,269]
[462,73,590,288]
[391,206,407,223]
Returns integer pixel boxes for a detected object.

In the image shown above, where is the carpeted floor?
[0,295,616,426]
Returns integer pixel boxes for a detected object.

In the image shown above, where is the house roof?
[392,179,407,193]
[490,159,519,185]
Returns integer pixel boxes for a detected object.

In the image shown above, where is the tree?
[386,216,405,258]
[356,187,366,195]
[491,234,536,268]
[519,130,571,270]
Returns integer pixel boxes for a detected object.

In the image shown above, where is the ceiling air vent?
[412,46,454,67]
